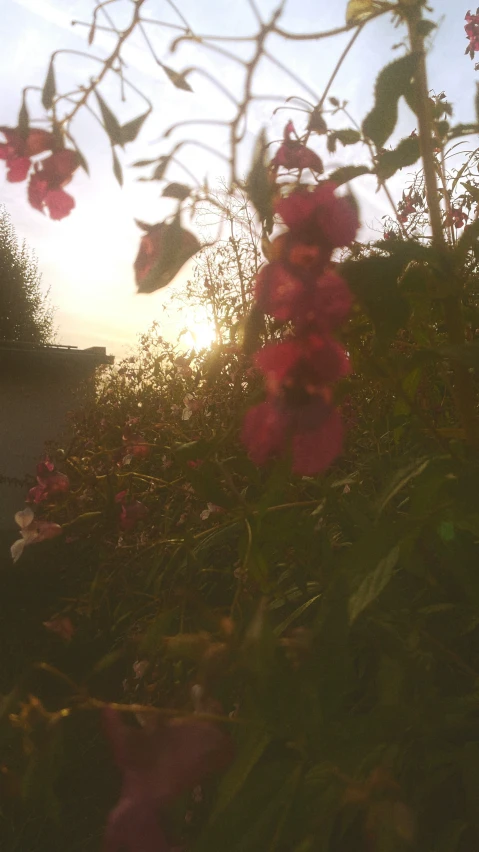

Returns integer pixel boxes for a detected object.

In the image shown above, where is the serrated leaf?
[417,19,437,37]
[327,128,361,154]
[362,53,418,147]
[95,91,123,146]
[246,129,274,233]
[162,182,191,200]
[18,97,29,139]
[163,65,193,91]
[120,109,151,145]
[447,123,478,140]
[328,164,370,186]
[41,58,56,110]
[349,545,400,623]
[376,135,421,180]
[112,147,123,186]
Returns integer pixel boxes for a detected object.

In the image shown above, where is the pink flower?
[122,428,150,460]
[447,207,468,229]
[28,149,80,219]
[276,183,359,248]
[11,507,62,562]
[43,617,75,641]
[272,121,324,173]
[102,705,233,852]
[27,459,69,503]
[0,126,54,182]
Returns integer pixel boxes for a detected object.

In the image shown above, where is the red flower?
[272,121,324,173]
[102,706,233,852]
[27,459,69,503]
[465,9,479,58]
[242,396,344,475]
[115,491,149,532]
[276,183,359,248]
[447,207,468,229]
[256,264,351,331]
[256,336,350,396]
[0,127,54,182]
[134,219,201,294]
[28,149,80,219]
[122,427,150,459]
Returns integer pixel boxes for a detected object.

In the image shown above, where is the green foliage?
[362,54,418,147]
[0,207,55,343]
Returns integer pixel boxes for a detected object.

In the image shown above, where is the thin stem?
[263,50,320,103]
[272,9,388,41]
[407,5,477,447]
[63,0,146,125]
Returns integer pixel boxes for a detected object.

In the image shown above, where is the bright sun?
[180,311,217,351]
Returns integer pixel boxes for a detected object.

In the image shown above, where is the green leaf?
[162,65,193,91]
[328,164,370,186]
[246,129,274,233]
[316,571,350,719]
[112,147,123,186]
[162,182,191,200]
[375,458,430,516]
[326,128,361,154]
[362,53,418,147]
[95,91,123,146]
[376,135,421,180]
[346,0,383,24]
[341,255,411,345]
[273,594,322,637]
[210,726,270,822]
[349,545,400,623]
[18,96,29,139]
[447,123,478,140]
[41,57,56,110]
[455,217,479,264]
[186,462,231,508]
[120,109,151,144]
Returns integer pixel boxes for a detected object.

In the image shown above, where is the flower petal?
[10,538,26,563]
[15,506,34,529]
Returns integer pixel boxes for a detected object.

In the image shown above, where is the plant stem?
[407,4,477,447]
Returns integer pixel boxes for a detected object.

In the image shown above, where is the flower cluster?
[465,9,479,59]
[446,206,468,229]
[397,190,422,225]
[243,158,358,475]
[0,126,79,219]
[27,458,70,503]
[272,121,324,174]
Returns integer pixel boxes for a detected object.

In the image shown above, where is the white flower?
[11,507,62,563]
[200,502,221,521]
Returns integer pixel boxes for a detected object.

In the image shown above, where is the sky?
[2,0,474,357]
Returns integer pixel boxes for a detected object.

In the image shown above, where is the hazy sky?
[2,0,473,355]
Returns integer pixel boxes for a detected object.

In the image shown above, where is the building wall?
[0,352,99,528]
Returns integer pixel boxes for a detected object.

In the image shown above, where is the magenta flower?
[27,459,69,503]
[115,492,149,532]
[102,705,233,852]
[465,9,479,58]
[276,183,359,248]
[28,149,80,219]
[272,121,324,174]
[255,263,351,332]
